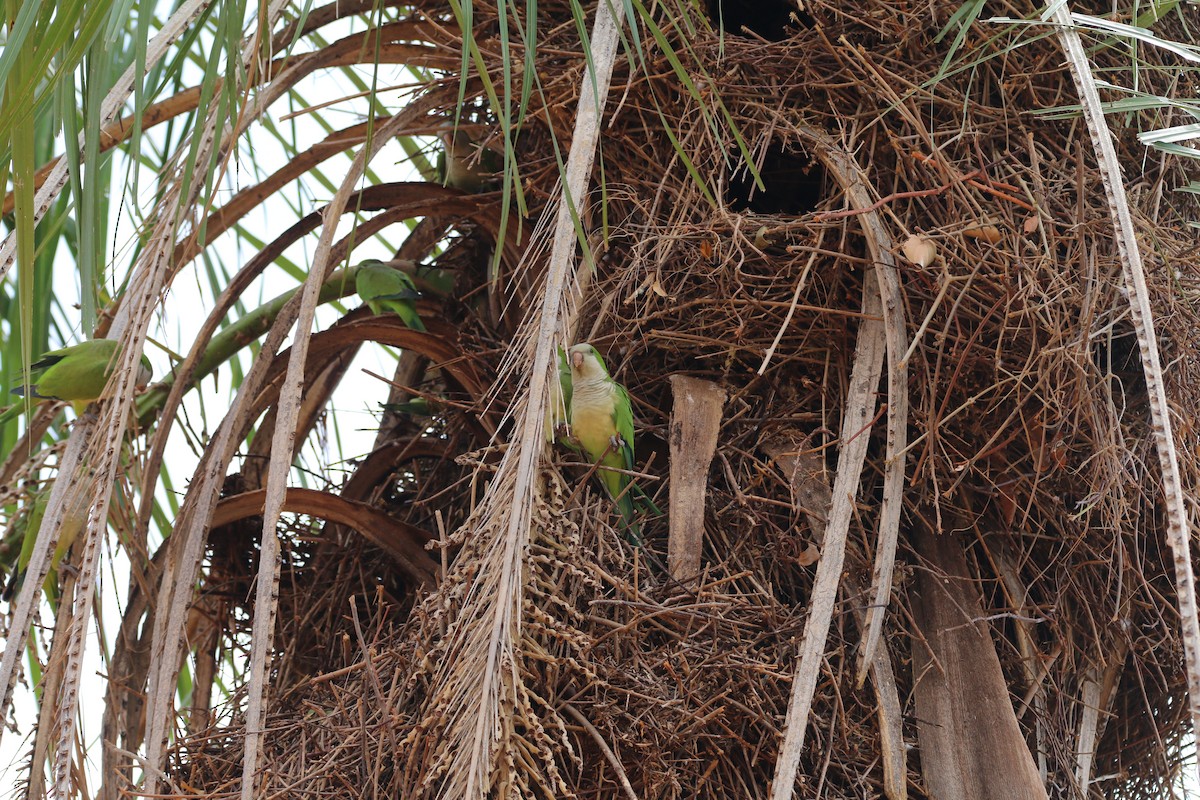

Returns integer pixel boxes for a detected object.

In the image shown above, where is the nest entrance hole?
[1093,320,1147,400]
[704,0,812,40]
[728,142,826,215]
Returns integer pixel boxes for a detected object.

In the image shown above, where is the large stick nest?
[164,0,1200,797]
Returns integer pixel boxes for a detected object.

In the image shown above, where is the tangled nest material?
[166,0,1200,797]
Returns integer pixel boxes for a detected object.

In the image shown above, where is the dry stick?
[812,168,987,222]
[908,150,1033,210]
[666,376,726,583]
[26,571,77,800]
[1091,648,1129,778]
[1052,6,1200,769]
[561,705,640,800]
[810,151,1032,221]
[0,427,90,754]
[792,124,910,693]
[767,124,908,799]
[1070,593,1130,791]
[1074,669,1102,792]
[762,431,907,800]
[993,546,1051,778]
[758,234,823,375]
[768,277,886,800]
[99,542,157,800]
[50,359,162,800]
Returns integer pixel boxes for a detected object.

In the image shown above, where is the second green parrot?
[564,343,641,537]
[9,339,153,417]
[3,486,89,603]
[436,128,500,193]
[355,260,426,331]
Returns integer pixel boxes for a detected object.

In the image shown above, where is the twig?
[561,704,640,800]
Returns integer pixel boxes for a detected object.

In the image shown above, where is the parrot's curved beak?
[571,351,585,370]
[135,358,154,388]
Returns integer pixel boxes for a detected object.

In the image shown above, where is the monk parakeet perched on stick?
[436,128,500,193]
[8,339,152,417]
[564,343,643,537]
[355,260,425,331]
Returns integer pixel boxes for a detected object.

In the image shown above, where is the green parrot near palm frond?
[3,485,89,604]
[355,260,426,331]
[5,339,153,419]
[563,342,650,540]
[436,128,501,193]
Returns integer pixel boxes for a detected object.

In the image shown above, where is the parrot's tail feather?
[11,386,53,401]
[2,568,19,602]
[29,355,64,371]
[632,482,663,517]
[597,467,646,547]
[615,491,642,546]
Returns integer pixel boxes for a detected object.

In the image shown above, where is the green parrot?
[2,486,89,603]
[436,128,500,193]
[355,260,426,331]
[381,397,442,417]
[8,339,153,417]
[564,343,641,538]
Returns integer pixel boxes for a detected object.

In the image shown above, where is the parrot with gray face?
[436,128,500,193]
[8,339,152,417]
[355,260,425,331]
[563,343,643,538]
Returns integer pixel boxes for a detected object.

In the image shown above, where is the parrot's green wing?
[612,381,635,473]
[13,339,121,411]
[8,339,150,420]
[435,149,448,185]
[547,346,581,450]
[610,376,662,527]
[558,346,573,412]
[29,339,118,372]
[356,261,425,331]
[356,261,419,301]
